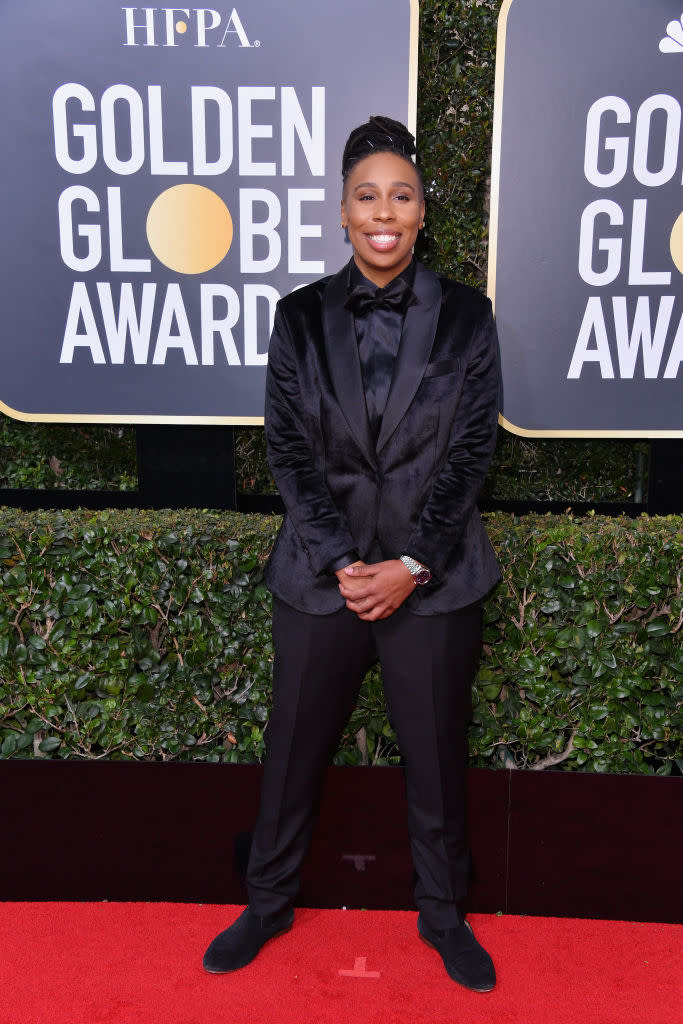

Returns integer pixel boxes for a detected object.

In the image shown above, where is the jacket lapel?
[376,261,443,453]
[322,261,375,464]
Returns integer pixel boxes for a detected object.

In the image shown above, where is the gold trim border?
[498,413,682,440]
[1,1,420,428]
[0,396,264,426]
[487,0,683,440]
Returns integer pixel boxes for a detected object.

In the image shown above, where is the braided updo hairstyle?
[341,115,423,197]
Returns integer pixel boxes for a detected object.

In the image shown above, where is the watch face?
[414,568,431,586]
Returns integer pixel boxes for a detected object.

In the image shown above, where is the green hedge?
[416,0,500,285]
[0,418,138,491]
[0,509,680,774]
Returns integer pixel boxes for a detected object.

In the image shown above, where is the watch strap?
[400,554,432,585]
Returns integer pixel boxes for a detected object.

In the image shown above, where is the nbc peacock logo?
[659,14,683,52]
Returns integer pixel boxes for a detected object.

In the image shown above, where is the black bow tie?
[345,275,416,317]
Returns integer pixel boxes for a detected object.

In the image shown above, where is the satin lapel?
[376,262,443,453]
[322,262,375,463]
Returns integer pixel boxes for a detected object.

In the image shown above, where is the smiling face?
[341,151,425,288]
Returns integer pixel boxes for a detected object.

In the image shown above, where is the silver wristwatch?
[400,554,432,586]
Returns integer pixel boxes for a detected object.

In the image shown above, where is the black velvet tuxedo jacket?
[264,259,501,615]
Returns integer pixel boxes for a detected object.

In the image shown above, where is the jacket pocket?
[423,358,462,379]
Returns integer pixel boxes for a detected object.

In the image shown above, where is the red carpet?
[0,904,680,1024]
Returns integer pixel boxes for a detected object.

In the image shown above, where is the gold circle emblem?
[669,210,683,276]
[146,184,233,275]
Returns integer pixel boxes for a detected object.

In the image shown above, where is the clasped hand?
[335,559,414,621]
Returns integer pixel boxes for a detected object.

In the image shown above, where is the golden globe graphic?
[145,186,234,275]
[669,212,683,276]
[0,1,418,422]
[490,0,683,436]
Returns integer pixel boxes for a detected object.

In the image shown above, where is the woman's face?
[341,151,425,288]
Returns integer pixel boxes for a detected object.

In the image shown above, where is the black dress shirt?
[348,259,417,441]
[327,259,417,574]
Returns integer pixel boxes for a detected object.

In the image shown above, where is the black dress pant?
[246,597,482,930]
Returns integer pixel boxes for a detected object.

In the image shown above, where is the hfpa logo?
[122,8,259,48]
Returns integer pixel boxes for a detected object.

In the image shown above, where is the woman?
[203,116,501,993]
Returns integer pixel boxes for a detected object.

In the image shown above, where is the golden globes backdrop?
[0,1,417,422]
[489,0,683,436]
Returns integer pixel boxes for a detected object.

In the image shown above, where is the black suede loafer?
[417,915,496,993]
[203,906,294,974]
